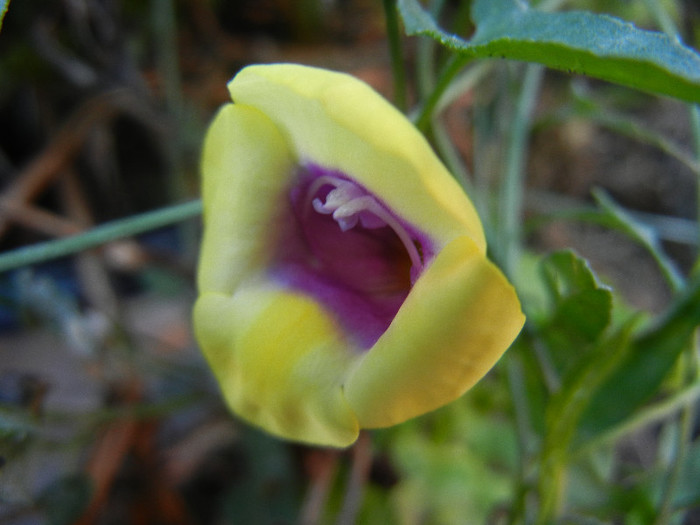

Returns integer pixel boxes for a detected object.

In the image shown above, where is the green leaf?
[398,0,700,103]
[578,275,700,442]
[539,250,613,376]
[390,404,516,524]
[541,250,605,303]
[545,322,635,446]
[0,0,9,32]
[536,321,637,520]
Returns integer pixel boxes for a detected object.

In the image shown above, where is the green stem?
[0,200,202,273]
[431,116,473,192]
[642,8,700,517]
[506,352,537,524]
[499,64,543,278]
[655,338,698,524]
[642,0,681,42]
[587,110,700,178]
[383,0,407,112]
[643,0,700,272]
[414,54,470,132]
[592,189,685,293]
[571,379,700,459]
[691,106,700,266]
[415,0,446,100]
[535,321,635,523]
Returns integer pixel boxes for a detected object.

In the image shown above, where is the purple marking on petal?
[271,165,435,349]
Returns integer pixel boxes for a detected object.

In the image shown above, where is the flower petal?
[198,103,295,295]
[227,64,486,252]
[343,235,525,428]
[194,287,360,447]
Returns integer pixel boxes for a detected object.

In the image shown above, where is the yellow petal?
[344,235,525,428]
[198,103,295,295]
[194,286,360,447]
[228,64,486,252]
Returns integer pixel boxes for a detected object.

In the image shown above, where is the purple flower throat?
[271,166,434,349]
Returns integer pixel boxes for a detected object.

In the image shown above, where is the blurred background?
[0,0,698,523]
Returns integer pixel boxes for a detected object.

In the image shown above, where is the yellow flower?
[194,64,525,447]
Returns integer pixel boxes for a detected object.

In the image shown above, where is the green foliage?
[0,0,9,31]
[506,245,698,521]
[384,395,517,524]
[1,0,699,523]
[539,250,613,359]
[580,275,700,441]
[529,250,625,436]
[398,0,700,103]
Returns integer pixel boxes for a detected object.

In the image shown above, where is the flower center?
[272,166,432,349]
[306,174,424,275]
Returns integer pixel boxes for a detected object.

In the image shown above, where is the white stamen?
[305,175,423,271]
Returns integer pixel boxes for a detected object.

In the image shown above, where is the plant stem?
[415,54,471,132]
[0,200,202,273]
[642,0,680,42]
[506,351,537,524]
[415,0,446,100]
[655,337,698,524]
[691,106,700,266]
[499,64,543,278]
[571,380,700,459]
[383,0,407,113]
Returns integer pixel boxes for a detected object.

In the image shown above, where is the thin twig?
[0,200,84,237]
[60,169,121,319]
[0,89,167,239]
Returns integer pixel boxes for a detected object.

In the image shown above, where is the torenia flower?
[194,64,525,447]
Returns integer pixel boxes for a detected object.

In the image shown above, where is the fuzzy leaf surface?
[398,0,700,103]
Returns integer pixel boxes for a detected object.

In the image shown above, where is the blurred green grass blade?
[577,275,700,443]
[670,440,700,509]
[398,0,700,103]
[0,0,10,31]
[566,86,700,176]
[0,199,202,273]
[592,189,685,292]
[573,380,700,458]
